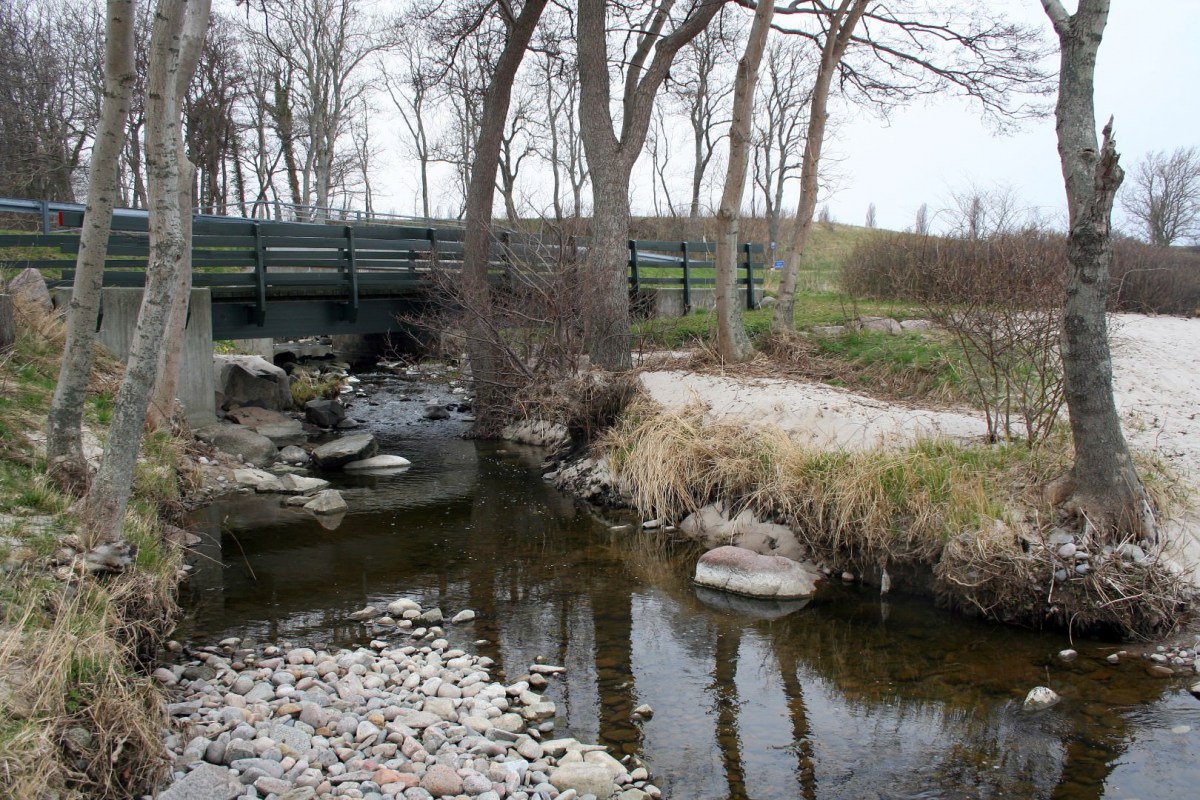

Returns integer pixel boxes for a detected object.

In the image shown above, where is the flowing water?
[180,373,1200,800]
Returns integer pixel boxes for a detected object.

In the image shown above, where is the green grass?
[813,329,965,398]
[634,293,922,348]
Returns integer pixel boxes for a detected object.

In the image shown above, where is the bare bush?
[406,228,595,434]
[845,232,1067,445]
[1111,238,1200,315]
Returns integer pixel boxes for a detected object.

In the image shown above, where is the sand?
[638,313,1200,583]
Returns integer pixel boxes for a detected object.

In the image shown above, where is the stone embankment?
[157,599,659,800]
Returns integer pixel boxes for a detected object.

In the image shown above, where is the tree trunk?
[772,0,867,333]
[1041,0,1154,541]
[582,170,635,369]
[80,0,206,546]
[150,0,210,432]
[46,0,136,494]
[0,295,14,352]
[460,0,549,433]
[715,0,772,363]
[576,0,724,370]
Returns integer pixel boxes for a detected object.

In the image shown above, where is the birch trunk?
[1041,0,1155,541]
[81,0,206,546]
[771,0,867,333]
[46,0,137,493]
[149,0,210,431]
[715,0,773,363]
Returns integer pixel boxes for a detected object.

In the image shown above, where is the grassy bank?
[600,401,1190,639]
[633,294,978,407]
[0,299,193,798]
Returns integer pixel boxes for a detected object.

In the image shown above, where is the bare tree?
[947,183,1028,239]
[248,0,401,219]
[770,0,1051,334]
[82,0,210,545]
[46,0,136,493]
[576,0,726,369]
[1040,0,1155,542]
[528,14,589,222]
[0,0,104,200]
[715,0,772,363]
[864,202,876,229]
[497,90,537,225]
[384,28,438,218]
[433,33,491,218]
[647,105,681,219]
[455,0,550,430]
[185,12,247,214]
[913,201,929,234]
[671,13,737,226]
[751,36,811,249]
[148,0,210,431]
[1120,146,1200,246]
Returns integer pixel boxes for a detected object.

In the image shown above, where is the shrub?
[844,233,1067,445]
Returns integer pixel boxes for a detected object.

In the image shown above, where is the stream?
[180,372,1200,800]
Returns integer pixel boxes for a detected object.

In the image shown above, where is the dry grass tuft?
[0,295,186,797]
[602,400,1193,638]
[1,579,171,798]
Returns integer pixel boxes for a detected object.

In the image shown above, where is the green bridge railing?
[0,200,765,329]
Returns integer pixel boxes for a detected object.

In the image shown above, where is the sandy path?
[1110,315,1200,579]
[639,313,1200,581]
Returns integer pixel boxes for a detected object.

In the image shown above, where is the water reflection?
[180,378,1198,799]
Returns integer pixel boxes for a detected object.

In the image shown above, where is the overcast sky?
[372,1,1200,237]
[817,0,1200,235]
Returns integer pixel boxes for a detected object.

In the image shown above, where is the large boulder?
[679,504,807,561]
[8,268,52,312]
[343,454,410,472]
[304,489,348,515]
[549,763,615,799]
[310,434,377,469]
[225,406,306,448]
[694,545,821,599]
[195,423,277,467]
[304,397,346,428]
[214,355,291,411]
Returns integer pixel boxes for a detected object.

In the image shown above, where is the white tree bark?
[46,0,136,492]
[149,0,210,431]
[81,0,208,545]
[715,0,773,363]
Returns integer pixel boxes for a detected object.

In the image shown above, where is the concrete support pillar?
[57,287,218,428]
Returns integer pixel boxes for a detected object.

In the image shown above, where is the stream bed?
[180,373,1200,800]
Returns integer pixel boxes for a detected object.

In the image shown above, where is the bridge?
[0,197,765,340]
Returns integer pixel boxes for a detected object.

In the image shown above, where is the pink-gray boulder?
[694,545,821,599]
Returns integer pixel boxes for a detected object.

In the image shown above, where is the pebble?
[156,602,654,800]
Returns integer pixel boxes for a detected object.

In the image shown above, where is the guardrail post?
[39,200,50,234]
[743,242,756,310]
[681,241,691,315]
[345,226,359,323]
[628,240,640,294]
[251,223,267,326]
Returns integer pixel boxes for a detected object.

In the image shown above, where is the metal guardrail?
[0,196,766,323]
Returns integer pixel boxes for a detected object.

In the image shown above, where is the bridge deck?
[0,199,765,338]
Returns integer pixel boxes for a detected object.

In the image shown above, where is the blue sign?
[773,260,785,269]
